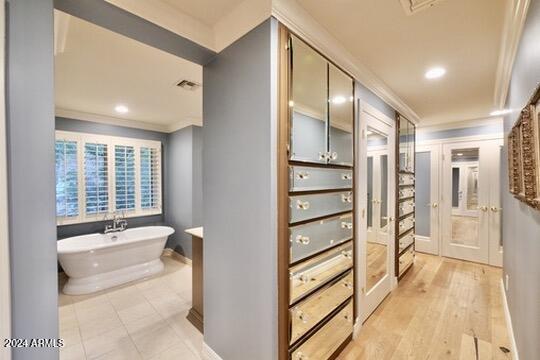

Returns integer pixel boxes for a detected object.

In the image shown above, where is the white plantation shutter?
[140,147,161,209]
[55,140,79,217]
[55,131,162,224]
[84,143,109,214]
[115,145,136,211]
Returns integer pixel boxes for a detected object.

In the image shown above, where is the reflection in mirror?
[328,64,354,165]
[398,118,415,172]
[366,127,388,292]
[290,35,328,163]
[450,148,480,247]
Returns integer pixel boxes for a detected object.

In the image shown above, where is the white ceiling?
[54,11,203,132]
[160,0,246,26]
[295,0,508,125]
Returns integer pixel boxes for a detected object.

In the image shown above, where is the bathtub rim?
[57,225,175,255]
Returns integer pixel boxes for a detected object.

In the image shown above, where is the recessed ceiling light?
[490,109,512,116]
[457,153,464,156]
[115,105,129,114]
[425,67,446,80]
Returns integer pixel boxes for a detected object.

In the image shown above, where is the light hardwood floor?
[339,253,511,360]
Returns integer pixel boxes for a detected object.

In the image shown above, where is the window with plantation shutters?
[115,145,136,211]
[84,143,109,214]
[140,147,160,209]
[55,140,79,218]
[55,131,162,225]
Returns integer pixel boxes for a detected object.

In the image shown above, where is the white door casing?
[356,100,395,324]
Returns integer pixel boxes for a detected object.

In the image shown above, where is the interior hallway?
[339,253,510,360]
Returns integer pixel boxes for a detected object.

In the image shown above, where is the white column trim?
[0,1,11,358]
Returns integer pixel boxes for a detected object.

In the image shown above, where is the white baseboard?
[162,248,192,266]
[353,318,362,339]
[202,342,224,360]
[500,279,519,360]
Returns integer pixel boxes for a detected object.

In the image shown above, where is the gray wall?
[164,125,203,258]
[55,117,168,239]
[502,0,540,358]
[203,19,278,360]
[6,1,59,359]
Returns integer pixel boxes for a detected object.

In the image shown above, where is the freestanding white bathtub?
[58,226,175,295]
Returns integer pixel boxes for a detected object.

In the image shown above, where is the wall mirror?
[398,118,415,172]
[289,35,328,164]
[328,63,354,166]
[366,126,389,292]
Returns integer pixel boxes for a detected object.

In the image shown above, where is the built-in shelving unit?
[395,113,416,279]
[278,26,356,360]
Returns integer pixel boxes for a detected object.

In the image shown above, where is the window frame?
[55,131,162,225]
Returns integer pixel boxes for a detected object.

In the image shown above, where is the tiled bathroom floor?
[58,256,202,360]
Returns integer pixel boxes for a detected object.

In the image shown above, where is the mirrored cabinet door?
[328,64,354,166]
[289,35,328,164]
[398,117,415,172]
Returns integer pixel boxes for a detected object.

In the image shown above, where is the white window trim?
[55,130,162,225]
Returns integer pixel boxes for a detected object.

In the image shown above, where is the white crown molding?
[417,116,504,132]
[271,0,420,124]
[54,9,71,56]
[494,0,531,109]
[202,342,224,360]
[55,108,172,133]
[500,279,520,360]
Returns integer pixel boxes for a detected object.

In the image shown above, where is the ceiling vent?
[176,80,201,91]
[399,0,444,15]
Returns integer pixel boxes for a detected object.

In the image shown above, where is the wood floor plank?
[338,254,511,360]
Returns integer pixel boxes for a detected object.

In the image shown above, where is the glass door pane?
[450,148,480,247]
[289,35,328,164]
[366,127,388,292]
[415,151,431,238]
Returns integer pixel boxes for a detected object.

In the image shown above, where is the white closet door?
[415,144,440,255]
[441,140,501,264]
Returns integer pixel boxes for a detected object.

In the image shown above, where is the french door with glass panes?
[414,144,440,255]
[441,140,503,265]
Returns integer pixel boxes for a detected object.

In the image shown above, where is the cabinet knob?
[330,152,338,160]
[341,173,352,180]
[296,310,309,324]
[341,222,353,229]
[490,206,502,212]
[295,235,311,245]
[342,194,353,203]
[342,281,353,290]
[318,152,328,161]
[297,171,310,180]
[295,352,309,360]
[296,200,310,210]
[341,251,352,259]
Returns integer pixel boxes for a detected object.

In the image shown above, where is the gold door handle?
[432,203,438,208]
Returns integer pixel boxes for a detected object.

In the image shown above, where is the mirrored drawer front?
[399,246,414,276]
[398,215,415,235]
[290,300,353,360]
[398,199,415,217]
[399,173,415,186]
[398,187,415,199]
[289,191,353,223]
[290,242,353,304]
[290,271,353,345]
[398,231,415,253]
[289,166,353,192]
[290,213,353,264]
